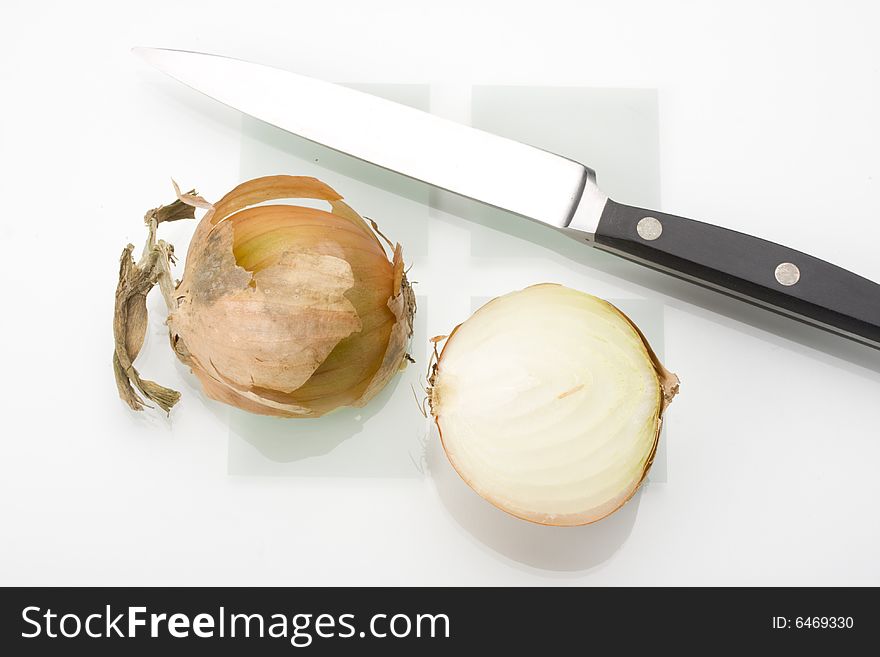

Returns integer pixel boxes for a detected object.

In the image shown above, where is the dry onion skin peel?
[428,284,679,526]
[113,175,415,417]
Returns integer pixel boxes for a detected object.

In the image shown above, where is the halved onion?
[428,284,679,526]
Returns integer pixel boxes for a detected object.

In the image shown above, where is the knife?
[135,47,880,350]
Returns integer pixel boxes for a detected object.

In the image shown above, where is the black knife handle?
[594,199,880,348]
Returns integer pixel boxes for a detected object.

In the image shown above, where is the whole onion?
[113,175,415,417]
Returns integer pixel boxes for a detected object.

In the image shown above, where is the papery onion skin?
[167,175,415,418]
[428,284,678,526]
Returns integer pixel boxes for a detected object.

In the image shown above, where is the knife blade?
[135,47,880,349]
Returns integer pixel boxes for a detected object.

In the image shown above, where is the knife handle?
[594,199,880,348]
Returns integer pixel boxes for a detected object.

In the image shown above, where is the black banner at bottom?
[0,587,874,654]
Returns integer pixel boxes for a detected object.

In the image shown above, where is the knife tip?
[132,46,174,63]
[131,46,152,62]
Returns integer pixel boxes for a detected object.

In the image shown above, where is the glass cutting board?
[226,85,668,483]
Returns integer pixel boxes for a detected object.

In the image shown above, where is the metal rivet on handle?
[775,262,800,286]
[637,216,663,241]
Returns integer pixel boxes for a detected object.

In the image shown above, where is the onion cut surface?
[429,284,679,526]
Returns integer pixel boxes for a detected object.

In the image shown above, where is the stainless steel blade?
[134,47,608,235]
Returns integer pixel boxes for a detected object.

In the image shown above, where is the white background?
[2,0,879,585]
